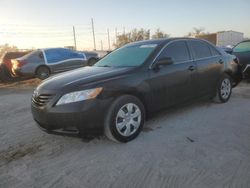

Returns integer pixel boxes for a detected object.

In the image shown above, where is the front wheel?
[213,74,232,103]
[104,95,145,143]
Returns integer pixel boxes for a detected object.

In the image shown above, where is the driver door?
[147,40,197,111]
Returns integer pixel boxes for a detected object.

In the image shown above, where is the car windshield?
[233,41,250,52]
[94,43,158,67]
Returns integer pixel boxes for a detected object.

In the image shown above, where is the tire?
[213,74,232,103]
[104,95,145,143]
[88,58,97,66]
[36,66,50,80]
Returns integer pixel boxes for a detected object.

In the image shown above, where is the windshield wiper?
[99,65,111,67]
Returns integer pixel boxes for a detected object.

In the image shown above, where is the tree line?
[114,27,208,48]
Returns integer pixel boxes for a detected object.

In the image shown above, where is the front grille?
[32,94,54,107]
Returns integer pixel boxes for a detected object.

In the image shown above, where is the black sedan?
[232,40,250,78]
[31,38,242,142]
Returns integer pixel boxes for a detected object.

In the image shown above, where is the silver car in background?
[12,48,99,80]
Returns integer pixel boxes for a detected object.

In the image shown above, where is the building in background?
[196,30,244,47]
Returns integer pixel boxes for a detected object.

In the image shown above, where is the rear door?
[45,48,85,72]
[58,49,86,70]
[148,40,197,111]
[188,40,223,96]
[45,49,67,72]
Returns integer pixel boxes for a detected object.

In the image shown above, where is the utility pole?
[115,28,118,45]
[73,26,77,50]
[107,28,111,51]
[91,18,96,50]
[100,40,103,51]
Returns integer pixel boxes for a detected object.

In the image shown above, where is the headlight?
[56,88,103,106]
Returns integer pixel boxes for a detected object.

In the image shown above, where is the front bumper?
[31,97,113,135]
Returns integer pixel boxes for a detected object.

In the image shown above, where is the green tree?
[151,28,170,39]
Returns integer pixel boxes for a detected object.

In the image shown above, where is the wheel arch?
[223,69,242,88]
[108,89,150,119]
[35,65,51,75]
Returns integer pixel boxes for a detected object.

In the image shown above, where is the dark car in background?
[31,38,242,142]
[231,40,250,78]
[0,51,30,82]
[220,40,250,78]
[82,51,99,66]
[12,48,99,80]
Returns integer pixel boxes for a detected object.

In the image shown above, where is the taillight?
[18,60,27,67]
[12,60,27,69]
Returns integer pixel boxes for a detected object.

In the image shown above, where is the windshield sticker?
[139,44,157,48]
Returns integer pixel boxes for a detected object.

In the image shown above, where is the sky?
[0,0,249,50]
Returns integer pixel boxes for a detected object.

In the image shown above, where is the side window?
[210,46,221,56]
[191,41,212,59]
[45,49,63,64]
[58,49,71,59]
[233,42,250,53]
[159,41,191,63]
[63,49,84,59]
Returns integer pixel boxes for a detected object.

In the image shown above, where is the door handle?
[188,65,195,71]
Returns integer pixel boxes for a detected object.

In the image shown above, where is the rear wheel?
[104,95,145,143]
[36,66,50,80]
[213,74,232,103]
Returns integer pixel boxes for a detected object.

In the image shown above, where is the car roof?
[39,47,74,51]
[238,40,250,43]
[127,37,211,47]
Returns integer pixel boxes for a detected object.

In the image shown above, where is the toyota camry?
[31,38,242,142]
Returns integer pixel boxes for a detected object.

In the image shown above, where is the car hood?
[37,66,134,92]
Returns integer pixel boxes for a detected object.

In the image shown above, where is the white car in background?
[12,48,99,80]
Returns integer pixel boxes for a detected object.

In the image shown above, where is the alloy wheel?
[220,78,231,99]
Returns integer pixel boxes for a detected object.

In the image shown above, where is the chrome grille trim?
[32,94,54,107]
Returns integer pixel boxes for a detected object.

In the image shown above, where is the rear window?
[191,41,212,59]
[19,50,44,62]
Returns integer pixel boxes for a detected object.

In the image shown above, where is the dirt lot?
[0,80,250,188]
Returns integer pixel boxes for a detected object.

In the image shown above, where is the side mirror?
[225,49,233,54]
[221,47,233,54]
[153,57,173,69]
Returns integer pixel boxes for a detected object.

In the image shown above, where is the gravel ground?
[0,81,250,188]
